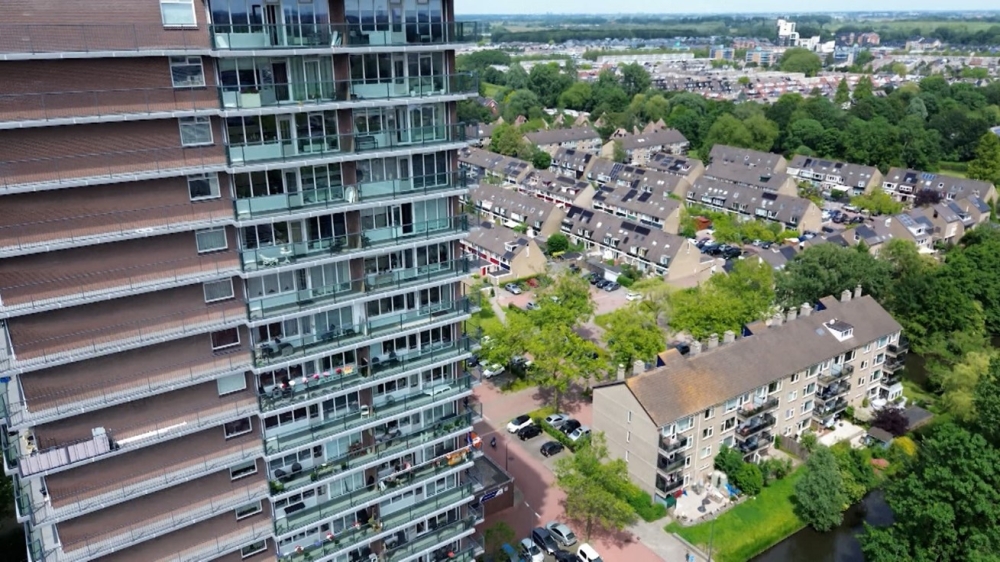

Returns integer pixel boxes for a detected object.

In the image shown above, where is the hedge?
[529,414,586,452]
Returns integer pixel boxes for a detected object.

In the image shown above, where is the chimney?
[723,330,736,344]
[854,284,862,299]
[689,341,702,356]
[633,359,646,376]
[707,334,719,349]
[841,289,852,303]
[787,307,797,322]
[800,302,812,317]
[617,364,626,382]
[772,312,784,327]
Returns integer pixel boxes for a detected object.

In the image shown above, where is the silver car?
[545,521,578,547]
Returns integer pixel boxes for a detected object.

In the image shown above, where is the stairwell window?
[241,541,267,559]
[179,116,213,146]
[204,279,235,303]
[169,56,205,88]
[196,227,228,253]
[235,500,262,520]
[161,0,197,27]
[188,174,220,200]
[224,417,253,439]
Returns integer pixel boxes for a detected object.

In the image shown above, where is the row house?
[881,168,998,205]
[559,207,701,280]
[549,147,597,181]
[517,170,595,209]
[687,177,823,233]
[787,155,882,197]
[709,145,788,175]
[461,224,546,284]
[646,153,706,184]
[524,127,602,156]
[458,147,533,185]
[586,159,691,197]
[704,162,798,196]
[593,290,904,504]
[467,184,565,237]
[601,128,689,166]
[591,181,684,235]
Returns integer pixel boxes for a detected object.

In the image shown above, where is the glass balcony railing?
[273,411,474,494]
[817,381,851,401]
[253,297,472,369]
[249,257,472,321]
[241,215,468,273]
[222,74,477,110]
[235,170,469,221]
[275,445,474,534]
[383,514,480,562]
[264,375,473,455]
[259,336,474,413]
[211,21,482,51]
[659,435,690,454]
[819,363,854,384]
[226,123,471,166]
[277,484,474,561]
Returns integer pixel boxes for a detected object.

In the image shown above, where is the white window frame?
[800,400,813,414]
[196,227,228,253]
[211,327,241,351]
[241,541,268,559]
[169,56,206,88]
[188,173,221,201]
[700,446,712,459]
[224,417,254,439]
[230,460,258,481]
[235,500,263,520]
[161,0,198,27]
[627,411,632,423]
[702,427,713,439]
[785,408,794,420]
[204,279,235,303]
[179,116,214,147]
[787,390,797,402]
[218,372,248,396]
[626,431,631,443]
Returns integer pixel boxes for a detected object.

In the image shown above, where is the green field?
[481,82,505,100]
[665,468,806,562]
[830,19,1000,34]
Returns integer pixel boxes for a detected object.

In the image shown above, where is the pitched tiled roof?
[525,127,601,146]
[615,129,689,150]
[705,161,791,191]
[622,295,901,427]
[470,184,557,224]
[688,176,816,225]
[787,155,879,188]
[561,206,688,266]
[708,145,784,170]
[884,167,994,198]
[646,152,704,177]
[464,224,532,258]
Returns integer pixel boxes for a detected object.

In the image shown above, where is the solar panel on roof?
[635,225,651,236]
[762,192,778,200]
[638,192,652,202]
[621,222,635,232]
[921,172,935,181]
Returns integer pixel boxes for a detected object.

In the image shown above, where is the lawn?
[481,82,505,99]
[665,468,806,562]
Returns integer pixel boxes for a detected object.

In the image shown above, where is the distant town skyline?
[455,1,998,15]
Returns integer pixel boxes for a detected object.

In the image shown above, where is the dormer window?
[824,319,854,342]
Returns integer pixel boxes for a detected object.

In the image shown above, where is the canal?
[752,491,893,562]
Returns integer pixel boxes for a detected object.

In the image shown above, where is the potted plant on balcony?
[270,480,285,494]
[241,87,263,108]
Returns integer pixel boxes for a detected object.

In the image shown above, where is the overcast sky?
[455,1,997,15]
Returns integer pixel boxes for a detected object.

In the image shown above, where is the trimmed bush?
[625,488,668,521]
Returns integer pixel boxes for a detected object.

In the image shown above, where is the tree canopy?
[779,48,823,76]
[555,433,637,540]
[795,447,848,532]
[776,244,893,309]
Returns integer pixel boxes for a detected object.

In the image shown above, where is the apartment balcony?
[4,330,252,430]
[813,397,849,419]
[0,146,227,195]
[736,397,780,420]
[16,429,263,526]
[3,284,246,373]
[226,124,470,168]
[379,516,480,562]
[273,411,474,495]
[737,431,772,455]
[0,24,211,60]
[274,449,473,535]
[8,381,258,478]
[656,476,683,495]
[263,375,473,455]
[259,336,474,413]
[276,484,475,561]
[241,216,468,274]
[0,186,234,259]
[818,363,854,384]
[656,454,685,474]
[210,21,482,52]
[0,234,240,317]
[253,298,470,371]
[36,472,269,562]
[735,413,776,438]
[235,170,469,223]
[888,337,909,356]
[817,381,851,401]
[881,372,902,387]
[885,356,906,372]
[249,256,472,321]
[659,435,690,454]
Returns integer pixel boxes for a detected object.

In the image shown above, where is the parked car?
[500,543,521,562]
[721,247,742,260]
[577,543,604,562]
[554,551,577,562]
[507,415,533,433]
[560,419,582,435]
[626,291,642,301]
[504,283,522,295]
[674,342,691,355]
[568,263,580,273]
[761,242,773,250]
[544,413,569,428]
[525,301,539,310]
[519,538,544,562]
[850,216,865,224]
[701,243,720,254]
[518,424,542,440]
[545,522,578,547]
[531,527,560,555]
[567,426,591,442]
[588,273,602,285]
[540,441,565,457]
[595,279,610,289]
[482,363,505,379]
[603,282,620,292]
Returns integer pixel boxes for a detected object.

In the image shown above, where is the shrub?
[732,462,764,496]
[624,487,667,521]
[531,416,584,452]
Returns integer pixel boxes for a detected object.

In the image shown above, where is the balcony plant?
[270,480,285,494]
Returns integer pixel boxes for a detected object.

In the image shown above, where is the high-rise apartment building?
[0,2,484,561]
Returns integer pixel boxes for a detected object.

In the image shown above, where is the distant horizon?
[454,3,1000,16]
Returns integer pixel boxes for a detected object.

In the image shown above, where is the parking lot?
[493,281,631,317]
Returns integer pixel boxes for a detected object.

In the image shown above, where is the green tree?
[941,350,995,422]
[907,96,929,120]
[860,424,1000,562]
[490,123,527,157]
[619,63,652,98]
[559,82,593,111]
[554,433,637,540]
[853,75,874,100]
[967,132,1000,186]
[531,149,552,170]
[743,114,780,152]
[501,89,543,123]
[784,118,826,153]
[733,462,764,496]
[776,244,893,308]
[834,78,851,105]
[794,447,847,532]
[600,306,664,371]
[612,140,627,163]
[702,114,754,154]
[779,48,823,76]
[505,63,528,90]
[642,94,670,124]
[713,445,745,476]
[484,522,516,559]
[528,63,574,107]
[830,442,878,505]
[545,233,570,254]
[850,190,904,216]
[974,357,1000,446]
[670,260,773,339]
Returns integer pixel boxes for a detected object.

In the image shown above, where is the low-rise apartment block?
[687,177,823,233]
[525,127,602,156]
[593,290,904,503]
[458,147,533,185]
[462,224,547,283]
[746,48,777,66]
[709,46,736,61]
[787,155,882,197]
[601,129,689,165]
[549,147,597,180]
[468,184,565,237]
[881,168,998,205]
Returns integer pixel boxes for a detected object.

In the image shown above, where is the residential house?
[885,214,935,252]
[846,221,895,255]
[465,122,497,147]
[559,207,702,280]
[687,177,823,233]
[787,155,882,197]
[468,184,565,237]
[587,158,692,199]
[518,170,596,209]
[462,224,547,284]
[593,291,904,501]
[881,168,997,205]
[704,161,798,195]
[525,127,603,156]
[591,178,685,234]
[708,145,788,174]
[600,129,690,165]
[913,203,966,244]
[753,245,800,270]
[953,195,993,225]
[458,147,533,185]
[646,152,706,183]
[549,147,597,180]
